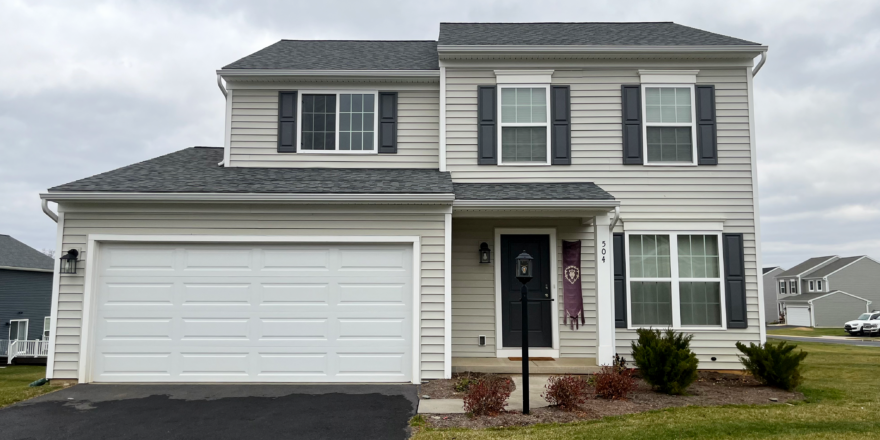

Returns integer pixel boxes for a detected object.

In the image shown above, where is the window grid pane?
[629,234,671,278]
[301,94,336,151]
[339,93,374,151]
[677,235,720,279]
[680,282,722,326]
[501,127,547,162]
[645,87,691,123]
[501,88,547,124]
[647,127,693,163]
[631,281,673,326]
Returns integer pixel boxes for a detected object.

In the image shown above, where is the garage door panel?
[787,306,811,326]
[91,243,414,383]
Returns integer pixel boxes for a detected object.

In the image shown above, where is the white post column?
[593,212,615,366]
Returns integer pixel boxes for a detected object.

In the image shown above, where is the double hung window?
[790,280,798,294]
[627,233,724,328]
[808,280,815,291]
[299,92,377,152]
[642,85,697,165]
[498,86,551,164]
[817,280,823,291]
[779,280,786,294]
[43,317,51,340]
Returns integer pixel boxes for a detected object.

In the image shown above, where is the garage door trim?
[78,235,422,384]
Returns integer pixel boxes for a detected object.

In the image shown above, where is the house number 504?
[601,241,607,263]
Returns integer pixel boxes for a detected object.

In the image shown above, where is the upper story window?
[790,280,798,294]
[778,280,786,294]
[642,85,697,165]
[498,86,551,165]
[299,92,378,153]
[808,280,815,291]
[817,280,823,291]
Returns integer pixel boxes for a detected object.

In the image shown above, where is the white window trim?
[779,280,786,294]
[817,280,823,291]
[43,317,51,340]
[296,90,379,154]
[624,231,727,331]
[790,280,798,294]
[641,83,699,167]
[9,319,28,340]
[496,84,552,166]
[808,280,815,292]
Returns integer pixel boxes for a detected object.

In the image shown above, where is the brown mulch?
[420,372,515,400]
[422,371,803,430]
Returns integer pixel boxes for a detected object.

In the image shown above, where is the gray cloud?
[1,0,878,269]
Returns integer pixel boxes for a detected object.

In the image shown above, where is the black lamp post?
[59,249,79,275]
[514,250,552,414]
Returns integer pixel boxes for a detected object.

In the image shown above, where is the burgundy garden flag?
[562,240,585,329]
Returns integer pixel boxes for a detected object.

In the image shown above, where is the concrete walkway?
[418,375,552,414]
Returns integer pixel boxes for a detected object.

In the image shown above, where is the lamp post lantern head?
[59,249,79,275]
[515,250,534,283]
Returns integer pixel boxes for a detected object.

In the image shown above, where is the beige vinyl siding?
[813,293,870,328]
[451,218,597,359]
[827,258,880,304]
[52,202,447,381]
[446,65,761,368]
[229,83,439,168]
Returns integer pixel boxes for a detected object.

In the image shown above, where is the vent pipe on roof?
[41,199,58,223]
[752,51,768,76]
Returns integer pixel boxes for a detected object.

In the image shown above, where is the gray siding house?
[39,22,769,385]
[778,255,880,327]
[762,266,784,323]
[0,235,54,363]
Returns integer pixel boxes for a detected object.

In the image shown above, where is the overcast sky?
[1,0,878,268]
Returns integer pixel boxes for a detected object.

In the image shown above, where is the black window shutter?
[378,92,398,154]
[550,85,571,165]
[695,85,718,165]
[723,233,748,329]
[621,85,642,165]
[613,233,627,328]
[277,91,297,153]
[477,85,497,165]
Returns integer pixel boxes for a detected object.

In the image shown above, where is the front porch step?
[451,357,600,375]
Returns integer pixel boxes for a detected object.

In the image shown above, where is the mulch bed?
[420,372,515,400]
[421,371,802,430]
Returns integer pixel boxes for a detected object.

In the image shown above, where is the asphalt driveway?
[0,383,419,440]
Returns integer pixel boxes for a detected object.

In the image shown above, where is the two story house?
[39,22,768,385]
[778,255,880,327]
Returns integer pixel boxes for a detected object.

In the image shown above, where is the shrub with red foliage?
[594,355,637,400]
[462,375,513,416]
[541,375,591,410]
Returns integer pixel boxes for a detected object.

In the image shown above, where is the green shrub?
[454,374,475,393]
[630,328,699,395]
[736,340,808,391]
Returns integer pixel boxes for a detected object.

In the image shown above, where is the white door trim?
[78,234,422,384]
[494,228,560,358]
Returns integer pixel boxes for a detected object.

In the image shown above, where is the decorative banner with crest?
[562,240,585,329]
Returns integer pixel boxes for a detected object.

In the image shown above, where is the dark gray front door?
[501,235,553,348]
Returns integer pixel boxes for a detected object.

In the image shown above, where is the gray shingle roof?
[454,182,614,201]
[776,256,838,278]
[0,235,54,271]
[763,266,781,274]
[438,22,760,46]
[779,291,868,303]
[49,147,454,194]
[223,40,439,70]
[802,256,866,279]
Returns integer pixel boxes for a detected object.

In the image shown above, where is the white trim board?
[493,228,560,359]
[45,212,65,379]
[75,234,422,385]
[41,193,455,203]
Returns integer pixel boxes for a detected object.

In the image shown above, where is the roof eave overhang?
[218,69,440,81]
[0,265,53,273]
[453,199,619,209]
[437,44,767,54]
[41,192,455,204]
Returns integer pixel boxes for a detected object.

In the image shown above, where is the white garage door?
[89,242,414,383]
[786,306,812,327]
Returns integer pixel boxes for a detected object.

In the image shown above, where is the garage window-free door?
[88,243,414,383]
[786,306,811,327]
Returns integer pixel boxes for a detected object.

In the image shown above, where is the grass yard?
[412,339,880,439]
[767,327,853,338]
[0,365,60,408]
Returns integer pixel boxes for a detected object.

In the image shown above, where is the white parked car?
[844,312,880,336]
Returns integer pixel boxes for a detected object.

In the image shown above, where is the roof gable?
[802,256,869,278]
[776,256,838,278]
[223,40,439,71]
[0,235,54,271]
[438,22,760,47]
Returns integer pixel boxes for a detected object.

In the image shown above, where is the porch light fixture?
[515,251,533,281]
[59,249,79,274]
[479,242,492,264]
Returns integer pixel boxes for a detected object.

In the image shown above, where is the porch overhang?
[452,182,617,217]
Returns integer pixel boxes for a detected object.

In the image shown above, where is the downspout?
[217,74,229,167]
[608,206,620,232]
[41,199,58,223]
[752,51,768,77]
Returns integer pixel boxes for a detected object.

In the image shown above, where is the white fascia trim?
[810,290,872,304]
[624,221,723,232]
[437,45,769,53]
[0,266,54,273]
[803,256,867,279]
[453,200,619,208]
[795,257,840,277]
[41,192,456,203]
[218,69,440,78]
[494,70,554,84]
[638,70,699,84]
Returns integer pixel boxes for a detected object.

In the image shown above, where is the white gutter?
[217,74,229,167]
[41,199,58,222]
[218,69,440,78]
[453,199,619,208]
[439,64,447,172]
[41,192,455,203]
[216,73,228,98]
[609,206,621,232]
[752,51,768,76]
[437,44,768,53]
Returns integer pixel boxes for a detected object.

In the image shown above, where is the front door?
[501,235,553,348]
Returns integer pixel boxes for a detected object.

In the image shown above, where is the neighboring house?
[778,255,880,327]
[39,22,769,385]
[762,266,784,323]
[0,235,54,364]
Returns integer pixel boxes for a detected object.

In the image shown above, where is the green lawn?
[413,339,880,439]
[0,365,60,408]
[767,327,853,338]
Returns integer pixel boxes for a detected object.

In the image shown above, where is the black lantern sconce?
[59,249,79,275]
[479,242,492,264]
[515,250,533,281]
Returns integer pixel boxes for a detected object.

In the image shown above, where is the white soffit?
[494,70,554,84]
[638,70,700,84]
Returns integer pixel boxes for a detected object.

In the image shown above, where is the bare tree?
[42,249,55,258]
